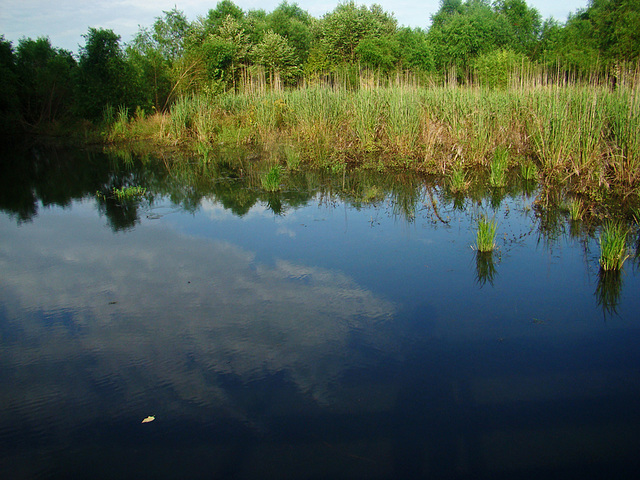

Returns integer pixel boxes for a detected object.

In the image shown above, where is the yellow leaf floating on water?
[141,416,155,423]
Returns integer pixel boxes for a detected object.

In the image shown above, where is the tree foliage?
[15,38,76,125]
[2,0,639,130]
[77,28,133,118]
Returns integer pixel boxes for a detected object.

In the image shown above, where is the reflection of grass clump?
[475,251,497,287]
[596,269,623,317]
[261,165,282,192]
[476,215,497,252]
[599,222,629,271]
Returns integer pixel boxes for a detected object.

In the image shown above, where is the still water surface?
[1,147,640,479]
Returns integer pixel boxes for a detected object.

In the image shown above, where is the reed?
[520,160,538,181]
[476,215,497,253]
[118,80,640,199]
[567,198,584,221]
[599,222,629,271]
[489,146,509,187]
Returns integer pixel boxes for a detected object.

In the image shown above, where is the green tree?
[128,8,191,111]
[265,2,313,63]
[588,0,640,63]
[76,28,133,119]
[395,27,434,72]
[473,48,528,88]
[152,7,191,62]
[203,0,245,35]
[427,0,510,73]
[252,30,300,87]
[15,37,76,125]
[494,0,541,55]
[319,1,397,65]
[0,37,19,128]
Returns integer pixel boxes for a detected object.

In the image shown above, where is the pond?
[1,145,640,479]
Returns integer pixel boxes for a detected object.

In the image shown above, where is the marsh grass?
[115,80,640,199]
[283,145,301,170]
[599,222,629,271]
[261,165,283,192]
[567,198,584,221]
[489,147,509,188]
[448,167,469,194]
[476,215,497,252]
[520,160,538,181]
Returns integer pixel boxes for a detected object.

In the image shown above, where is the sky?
[0,0,589,55]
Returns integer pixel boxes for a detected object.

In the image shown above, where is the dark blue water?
[1,147,639,479]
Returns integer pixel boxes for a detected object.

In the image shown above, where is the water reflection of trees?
[3,144,639,284]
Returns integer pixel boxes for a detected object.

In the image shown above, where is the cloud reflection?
[0,205,397,427]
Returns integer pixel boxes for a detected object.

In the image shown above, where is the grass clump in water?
[261,165,283,192]
[567,198,584,221]
[112,185,146,200]
[489,147,509,188]
[520,160,538,182]
[599,222,629,271]
[476,215,497,252]
[448,167,468,194]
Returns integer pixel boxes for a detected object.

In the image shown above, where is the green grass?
[448,167,468,194]
[112,185,147,200]
[108,81,640,200]
[489,147,509,188]
[476,215,497,253]
[599,222,629,271]
[261,165,282,192]
[567,198,584,221]
[520,160,538,181]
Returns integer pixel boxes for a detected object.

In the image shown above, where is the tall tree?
[427,0,510,72]
[252,30,300,87]
[76,28,132,119]
[319,1,397,65]
[128,8,191,111]
[0,37,19,128]
[494,0,541,55]
[204,0,245,35]
[15,37,76,125]
[265,2,313,63]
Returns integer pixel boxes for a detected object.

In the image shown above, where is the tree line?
[1,0,638,131]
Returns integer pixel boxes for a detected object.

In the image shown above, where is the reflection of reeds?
[475,251,497,287]
[599,222,629,271]
[476,215,497,253]
[595,269,623,317]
